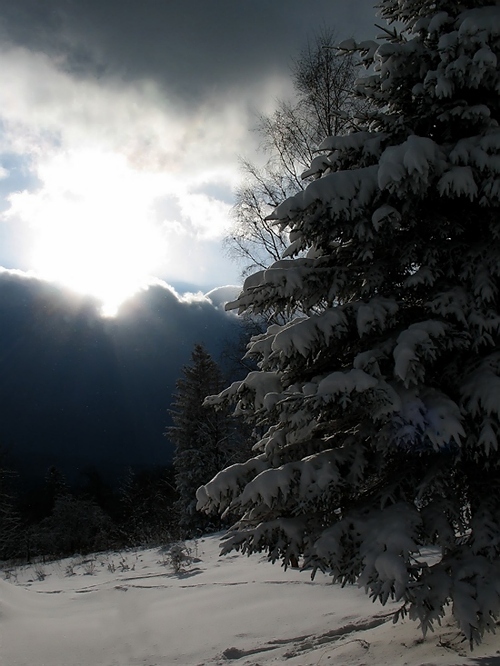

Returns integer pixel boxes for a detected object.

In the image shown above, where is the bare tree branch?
[226,28,365,277]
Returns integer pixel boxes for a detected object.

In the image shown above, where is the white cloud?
[0,43,286,176]
[0,42,292,300]
[205,285,242,311]
[177,192,232,240]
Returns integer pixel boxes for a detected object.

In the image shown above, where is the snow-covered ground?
[1,534,499,666]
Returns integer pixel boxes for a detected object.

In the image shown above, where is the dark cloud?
[0,0,378,104]
[0,270,242,485]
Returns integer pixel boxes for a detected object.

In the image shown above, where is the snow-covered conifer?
[198,0,500,644]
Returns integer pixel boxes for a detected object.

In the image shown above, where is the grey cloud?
[0,1,378,105]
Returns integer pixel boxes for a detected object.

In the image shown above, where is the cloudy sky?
[0,0,378,315]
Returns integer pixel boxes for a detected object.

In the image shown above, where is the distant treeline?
[0,460,189,561]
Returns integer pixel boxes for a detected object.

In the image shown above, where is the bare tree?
[226,29,364,276]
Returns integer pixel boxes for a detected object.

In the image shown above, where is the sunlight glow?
[11,149,168,316]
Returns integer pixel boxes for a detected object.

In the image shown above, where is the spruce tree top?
[198,0,500,645]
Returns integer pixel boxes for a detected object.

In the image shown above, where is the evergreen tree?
[119,465,177,545]
[78,465,119,520]
[33,494,115,557]
[43,466,70,510]
[27,466,117,557]
[167,344,242,536]
[0,452,21,560]
[198,0,500,644]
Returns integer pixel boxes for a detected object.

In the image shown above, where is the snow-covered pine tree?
[197,0,500,644]
[168,344,237,536]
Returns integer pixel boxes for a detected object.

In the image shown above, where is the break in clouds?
[0,44,255,289]
[0,1,377,294]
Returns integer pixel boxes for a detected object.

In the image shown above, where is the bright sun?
[16,150,167,316]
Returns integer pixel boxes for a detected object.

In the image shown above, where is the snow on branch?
[196,456,270,515]
[317,369,379,398]
[378,136,447,195]
[461,354,500,421]
[355,297,399,336]
[391,386,465,452]
[302,132,387,179]
[438,166,478,200]
[267,166,379,223]
[393,320,448,386]
[270,307,349,360]
[220,516,308,565]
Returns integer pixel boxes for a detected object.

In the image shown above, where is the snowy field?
[1,533,500,666]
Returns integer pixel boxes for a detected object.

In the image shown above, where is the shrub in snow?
[163,542,194,575]
[197,0,500,646]
[32,563,46,582]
